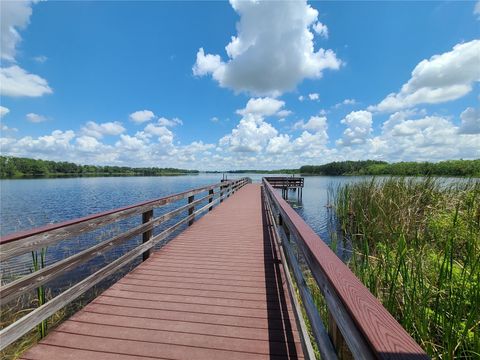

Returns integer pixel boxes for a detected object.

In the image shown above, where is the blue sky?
[0,0,479,170]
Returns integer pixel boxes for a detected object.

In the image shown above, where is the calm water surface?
[1,174,448,282]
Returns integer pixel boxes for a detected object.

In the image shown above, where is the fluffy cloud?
[336,110,373,146]
[338,111,480,162]
[0,106,10,118]
[157,117,183,127]
[313,22,328,38]
[193,0,341,96]
[276,110,292,118]
[370,40,480,112]
[2,130,75,158]
[237,97,285,117]
[75,136,105,153]
[129,110,155,123]
[379,115,479,160]
[266,134,291,154]
[218,97,330,165]
[294,116,328,132]
[334,98,357,108]
[458,107,480,134]
[26,113,46,123]
[144,123,174,146]
[0,2,52,98]
[0,65,52,97]
[308,93,319,101]
[81,121,125,139]
[219,113,278,153]
[0,0,35,61]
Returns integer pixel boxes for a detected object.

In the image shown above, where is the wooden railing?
[0,177,250,350]
[262,178,429,360]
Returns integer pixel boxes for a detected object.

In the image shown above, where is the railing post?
[209,189,214,211]
[142,209,153,261]
[328,312,349,359]
[220,185,224,203]
[284,224,291,242]
[188,195,194,226]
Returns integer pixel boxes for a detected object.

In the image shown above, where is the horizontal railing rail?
[262,178,429,360]
[0,177,251,350]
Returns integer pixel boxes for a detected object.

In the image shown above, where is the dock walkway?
[20,184,304,360]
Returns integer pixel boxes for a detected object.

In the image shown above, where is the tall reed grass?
[335,177,479,359]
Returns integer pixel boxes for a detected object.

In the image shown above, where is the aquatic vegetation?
[31,248,47,338]
[335,177,480,359]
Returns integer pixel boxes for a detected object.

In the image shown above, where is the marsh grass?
[334,177,480,359]
[30,248,47,338]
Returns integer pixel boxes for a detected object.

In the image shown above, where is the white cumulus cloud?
[237,97,286,117]
[458,107,480,134]
[0,0,35,62]
[81,121,125,139]
[129,110,156,123]
[157,117,183,127]
[193,0,341,96]
[370,40,480,112]
[336,110,373,146]
[0,65,52,97]
[144,123,174,145]
[0,2,52,98]
[294,116,328,132]
[219,113,278,153]
[313,21,328,38]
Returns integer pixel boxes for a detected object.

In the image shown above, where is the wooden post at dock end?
[208,189,214,211]
[142,209,154,261]
[188,195,195,226]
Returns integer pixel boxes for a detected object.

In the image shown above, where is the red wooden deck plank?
[21,184,304,360]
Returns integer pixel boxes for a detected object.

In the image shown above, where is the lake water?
[11,174,470,288]
[1,174,470,289]
[0,174,365,284]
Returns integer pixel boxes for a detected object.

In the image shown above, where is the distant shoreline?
[1,156,478,179]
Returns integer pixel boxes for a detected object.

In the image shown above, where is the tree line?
[300,159,480,177]
[1,156,478,178]
[0,156,199,178]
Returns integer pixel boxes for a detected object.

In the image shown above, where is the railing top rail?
[0,178,244,245]
[262,179,428,359]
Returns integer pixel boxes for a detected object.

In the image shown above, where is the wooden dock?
[263,177,304,199]
[17,184,304,360]
[1,178,429,360]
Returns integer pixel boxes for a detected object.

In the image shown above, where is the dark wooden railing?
[0,177,250,350]
[262,178,429,360]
